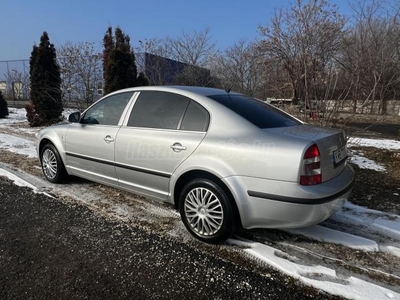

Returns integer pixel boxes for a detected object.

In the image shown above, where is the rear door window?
[128,91,190,130]
[180,101,209,132]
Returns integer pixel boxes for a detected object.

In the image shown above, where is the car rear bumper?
[223,164,355,229]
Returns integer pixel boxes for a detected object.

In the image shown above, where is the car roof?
[168,86,234,96]
[114,85,240,97]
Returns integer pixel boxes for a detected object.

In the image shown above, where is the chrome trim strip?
[66,152,171,178]
[114,161,171,178]
[66,152,114,166]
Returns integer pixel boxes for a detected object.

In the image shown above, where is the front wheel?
[40,144,67,183]
[179,179,235,244]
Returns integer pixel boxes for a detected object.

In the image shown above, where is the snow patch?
[349,153,386,171]
[333,202,400,239]
[0,108,28,125]
[348,137,400,150]
[0,133,37,157]
[228,239,400,300]
[285,225,379,251]
[373,218,400,237]
[380,246,400,258]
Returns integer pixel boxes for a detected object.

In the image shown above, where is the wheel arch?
[38,135,67,168]
[173,169,242,228]
[39,138,53,159]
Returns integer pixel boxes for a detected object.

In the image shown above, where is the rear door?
[65,92,134,185]
[115,91,209,200]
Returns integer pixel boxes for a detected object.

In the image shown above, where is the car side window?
[180,101,209,132]
[82,92,133,126]
[208,94,300,129]
[128,91,190,130]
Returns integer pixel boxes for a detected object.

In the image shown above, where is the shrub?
[0,90,8,118]
[25,101,43,127]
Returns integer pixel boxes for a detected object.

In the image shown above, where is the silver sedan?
[37,86,355,244]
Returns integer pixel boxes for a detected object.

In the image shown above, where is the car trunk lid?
[263,125,347,182]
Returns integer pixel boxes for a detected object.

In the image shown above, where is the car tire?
[179,179,235,244]
[40,144,67,183]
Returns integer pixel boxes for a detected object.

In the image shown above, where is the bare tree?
[166,28,215,67]
[258,0,346,114]
[212,40,265,97]
[58,41,102,109]
[167,28,215,86]
[136,29,215,86]
[4,69,29,100]
[339,0,400,115]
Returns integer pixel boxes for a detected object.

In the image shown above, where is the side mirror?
[68,112,81,123]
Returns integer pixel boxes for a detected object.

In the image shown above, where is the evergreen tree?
[136,72,149,86]
[0,90,9,118]
[28,32,62,126]
[103,27,140,94]
[102,27,114,81]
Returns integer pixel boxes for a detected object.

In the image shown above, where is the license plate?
[333,146,347,165]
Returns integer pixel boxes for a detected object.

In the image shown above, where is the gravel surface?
[0,177,337,300]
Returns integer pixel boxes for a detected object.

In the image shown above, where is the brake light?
[300,144,321,185]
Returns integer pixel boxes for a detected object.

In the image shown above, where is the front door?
[65,92,134,185]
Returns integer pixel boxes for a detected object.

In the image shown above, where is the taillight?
[300,144,321,185]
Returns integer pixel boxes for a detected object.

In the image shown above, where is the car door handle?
[103,135,115,144]
[170,143,187,152]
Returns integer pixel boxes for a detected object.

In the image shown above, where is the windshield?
[208,94,301,129]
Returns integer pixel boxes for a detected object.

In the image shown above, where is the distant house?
[0,81,6,96]
[12,81,24,99]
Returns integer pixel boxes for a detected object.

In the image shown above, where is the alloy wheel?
[184,187,224,236]
[42,149,58,180]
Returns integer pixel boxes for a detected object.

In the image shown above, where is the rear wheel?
[40,144,67,183]
[179,179,235,244]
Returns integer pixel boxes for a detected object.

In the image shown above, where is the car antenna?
[225,87,232,94]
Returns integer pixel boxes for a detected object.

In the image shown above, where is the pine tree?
[102,27,114,81]
[0,90,9,118]
[28,32,62,126]
[103,27,140,94]
[136,72,149,86]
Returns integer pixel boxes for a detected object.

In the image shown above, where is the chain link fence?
[0,58,103,109]
[0,59,30,105]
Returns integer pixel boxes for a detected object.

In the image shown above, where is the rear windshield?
[208,94,301,129]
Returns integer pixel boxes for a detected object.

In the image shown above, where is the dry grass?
[0,151,42,177]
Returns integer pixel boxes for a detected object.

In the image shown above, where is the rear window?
[208,94,300,128]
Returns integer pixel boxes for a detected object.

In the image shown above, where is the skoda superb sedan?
[37,86,355,244]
